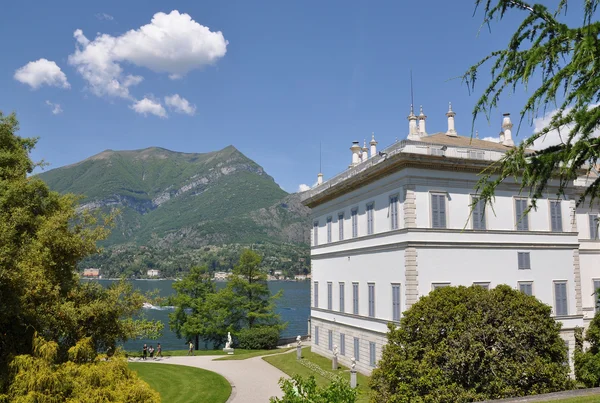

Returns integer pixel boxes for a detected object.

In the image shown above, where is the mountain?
[37,146,311,277]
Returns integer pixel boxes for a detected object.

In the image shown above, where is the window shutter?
[439,195,446,228]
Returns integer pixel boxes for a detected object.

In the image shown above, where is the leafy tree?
[463,0,600,210]
[575,313,600,386]
[270,375,357,403]
[0,112,161,393]
[169,265,218,349]
[370,285,571,403]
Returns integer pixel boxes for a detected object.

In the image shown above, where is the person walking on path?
[142,344,147,360]
[188,341,194,356]
[155,343,162,359]
[149,345,154,358]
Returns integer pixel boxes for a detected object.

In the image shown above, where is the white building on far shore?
[301,104,600,375]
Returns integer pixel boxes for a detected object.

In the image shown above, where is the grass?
[215,347,293,361]
[542,398,600,403]
[129,362,231,403]
[263,347,371,403]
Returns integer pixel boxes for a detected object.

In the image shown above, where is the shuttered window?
[368,283,375,317]
[390,195,399,230]
[354,337,360,361]
[328,330,333,351]
[472,197,486,230]
[352,283,359,315]
[326,217,332,243]
[338,213,344,241]
[313,282,318,308]
[518,252,531,270]
[314,326,319,345]
[351,208,358,238]
[431,193,447,228]
[327,282,332,310]
[392,284,401,322]
[339,282,345,313]
[519,282,533,296]
[340,333,346,356]
[366,203,374,235]
[591,214,599,239]
[369,342,377,367]
[515,198,529,231]
[313,221,319,245]
[554,282,568,316]
[550,201,563,232]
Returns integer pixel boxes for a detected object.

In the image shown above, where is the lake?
[94,279,310,352]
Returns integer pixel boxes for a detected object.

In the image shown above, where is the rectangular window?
[354,337,360,361]
[315,326,319,345]
[515,198,529,231]
[392,284,401,321]
[369,342,376,367]
[472,196,486,230]
[313,221,319,245]
[591,214,599,240]
[340,333,345,356]
[390,195,399,230]
[431,193,447,229]
[550,200,563,232]
[327,282,332,310]
[367,203,374,235]
[368,283,375,317]
[432,283,450,290]
[594,279,600,312]
[326,217,332,243]
[339,282,345,313]
[519,282,533,296]
[473,282,490,290]
[338,213,344,241]
[518,252,531,270]
[554,281,568,316]
[313,281,319,308]
[328,330,333,351]
[351,208,358,238]
[352,283,359,315]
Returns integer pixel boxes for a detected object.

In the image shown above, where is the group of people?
[141,343,162,360]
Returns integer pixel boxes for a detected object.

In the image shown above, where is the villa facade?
[301,105,600,375]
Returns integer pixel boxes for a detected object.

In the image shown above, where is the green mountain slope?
[37,146,311,277]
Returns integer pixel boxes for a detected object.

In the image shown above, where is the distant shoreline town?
[81,268,311,282]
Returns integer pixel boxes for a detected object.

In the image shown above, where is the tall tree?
[464,0,600,210]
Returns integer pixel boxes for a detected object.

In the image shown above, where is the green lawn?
[542,397,600,403]
[127,348,281,358]
[263,347,371,403]
[129,363,231,403]
[215,347,293,361]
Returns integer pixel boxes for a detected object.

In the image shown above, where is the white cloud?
[45,100,63,115]
[298,184,311,192]
[531,105,600,150]
[69,10,228,99]
[14,59,70,90]
[482,136,500,143]
[96,13,114,21]
[131,98,167,118]
[165,94,196,115]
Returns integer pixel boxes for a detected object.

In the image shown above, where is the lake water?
[95,279,310,352]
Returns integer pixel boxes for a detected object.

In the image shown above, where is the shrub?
[270,374,357,403]
[575,314,600,386]
[238,326,280,350]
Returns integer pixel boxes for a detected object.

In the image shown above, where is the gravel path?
[135,351,291,403]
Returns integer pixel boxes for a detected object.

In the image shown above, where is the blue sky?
[0,1,577,192]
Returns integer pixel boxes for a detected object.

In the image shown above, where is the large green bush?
[238,326,280,350]
[370,285,572,403]
[575,314,600,386]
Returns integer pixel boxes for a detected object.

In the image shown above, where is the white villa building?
[301,104,600,375]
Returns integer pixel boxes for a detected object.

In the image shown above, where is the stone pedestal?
[332,356,338,370]
[222,348,234,355]
[296,345,302,360]
[350,370,357,388]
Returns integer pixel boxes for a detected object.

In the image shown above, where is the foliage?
[575,313,600,386]
[0,334,159,402]
[463,0,600,211]
[270,375,357,403]
[238,326,280,350]
[370,285,572,403]
[0,112,161,393]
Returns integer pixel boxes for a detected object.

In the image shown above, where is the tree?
[270,375,357,403]
[463,0,600,211]
[370,285,572,403]
[575,313,600,386]
[0,111,161,393]
[169,265,219,349]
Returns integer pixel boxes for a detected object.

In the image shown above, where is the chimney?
[418,105,427,136]
[446,102,457,137]
[317,173,323,185]
[407,105,420,140]
[502,113,514,146]
[370,133,378,157]
[499,131,505,143]
[350,141,361,167]
[362,140,368,161]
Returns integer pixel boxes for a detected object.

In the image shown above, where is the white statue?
[225,332,232,349]
[296,335,302,347]
[333,345,338,358]
[351,357,356,371]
